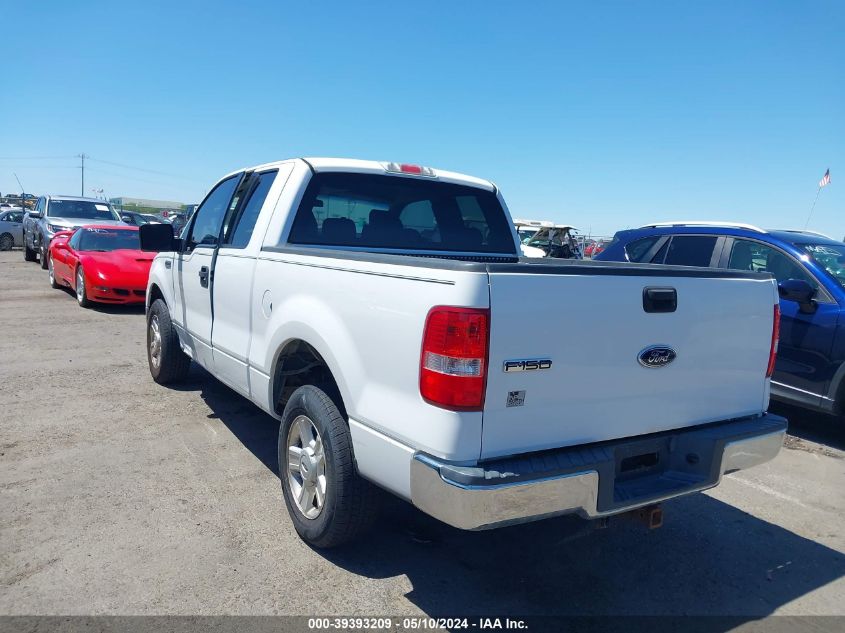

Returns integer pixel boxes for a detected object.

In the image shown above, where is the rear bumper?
[410,413,786,530]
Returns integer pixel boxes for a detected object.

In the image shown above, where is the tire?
[24,240,36,261]
[279,385,380,548]
[146,298,191,384]
[75,266,91,308]
[48,255,60,288]
[39,238,49,269]
[0,233,13,251]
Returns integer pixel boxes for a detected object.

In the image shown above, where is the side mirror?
[29,211,43,219]
[778,279,816,312]
[121,215,133,224]
[139,222,181,252]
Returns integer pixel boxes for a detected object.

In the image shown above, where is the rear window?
[287,173,517,255]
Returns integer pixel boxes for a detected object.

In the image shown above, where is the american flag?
[819,168,831,188]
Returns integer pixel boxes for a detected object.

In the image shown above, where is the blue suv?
[596,222,845,420]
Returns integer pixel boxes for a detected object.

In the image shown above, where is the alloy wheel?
[148,315,162,370]
[76,269,85,303]
[286,415,327,519]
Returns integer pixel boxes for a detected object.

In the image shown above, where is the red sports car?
[47,225,155,307]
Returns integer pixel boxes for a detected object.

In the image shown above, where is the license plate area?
[600,434,720,511]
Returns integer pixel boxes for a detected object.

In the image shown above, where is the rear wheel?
[76,266,91,308]
[279,385,380,548]
[0,233,13,251]
[48,255,60,288]
[147,298,191,384]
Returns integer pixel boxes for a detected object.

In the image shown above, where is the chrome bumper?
[410,414,786,531]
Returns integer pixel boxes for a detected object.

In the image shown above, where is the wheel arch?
[147,282,166,312]
[271,338,347,419]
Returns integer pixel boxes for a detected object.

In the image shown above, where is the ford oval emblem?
[638,346,677,368]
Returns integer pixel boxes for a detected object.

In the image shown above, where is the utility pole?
[77,153,88,196]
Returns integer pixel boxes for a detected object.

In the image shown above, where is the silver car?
[24,195,125,267]
[0,208,24,250]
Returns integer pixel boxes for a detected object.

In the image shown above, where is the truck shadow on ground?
[177,365,845,621]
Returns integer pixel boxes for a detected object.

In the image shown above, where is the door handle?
[199,266,209,288]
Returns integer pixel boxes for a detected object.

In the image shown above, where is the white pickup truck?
[140,158,786,548]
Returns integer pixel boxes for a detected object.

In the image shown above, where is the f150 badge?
[638,346,677,368]
[503,359,553,372]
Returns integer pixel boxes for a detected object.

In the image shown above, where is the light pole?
[77,153,88,196]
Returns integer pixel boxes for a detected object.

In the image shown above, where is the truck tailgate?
[482,264,777,460]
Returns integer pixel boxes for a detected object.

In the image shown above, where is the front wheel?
[39,240,49,269]
[48,255,60,288]
[147,298,191,384]
[75,266,91,308]
[24,240,36,261]
[279,385,380,548]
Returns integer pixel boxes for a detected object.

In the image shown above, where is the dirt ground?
[1,249,843,618]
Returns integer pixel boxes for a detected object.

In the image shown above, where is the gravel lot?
[1,249,844,618]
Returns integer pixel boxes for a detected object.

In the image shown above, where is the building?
[109,197,188,214]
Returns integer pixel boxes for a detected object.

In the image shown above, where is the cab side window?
[186,175,241,250]
[226,170,277,248]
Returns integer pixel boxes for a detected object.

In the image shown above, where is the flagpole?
[803,185,823,229]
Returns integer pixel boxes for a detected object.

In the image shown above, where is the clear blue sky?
[2,0,842,237]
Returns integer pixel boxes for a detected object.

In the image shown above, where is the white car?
[513,219,554,257]
[522,224,583,259]
[140,157,786,548]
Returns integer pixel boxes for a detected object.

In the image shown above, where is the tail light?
[766,304,781,378]
[420,307,489,410]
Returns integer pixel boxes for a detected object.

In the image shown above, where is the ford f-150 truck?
[140,158,786,548]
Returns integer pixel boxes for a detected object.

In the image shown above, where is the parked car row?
[18,196,181,308]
